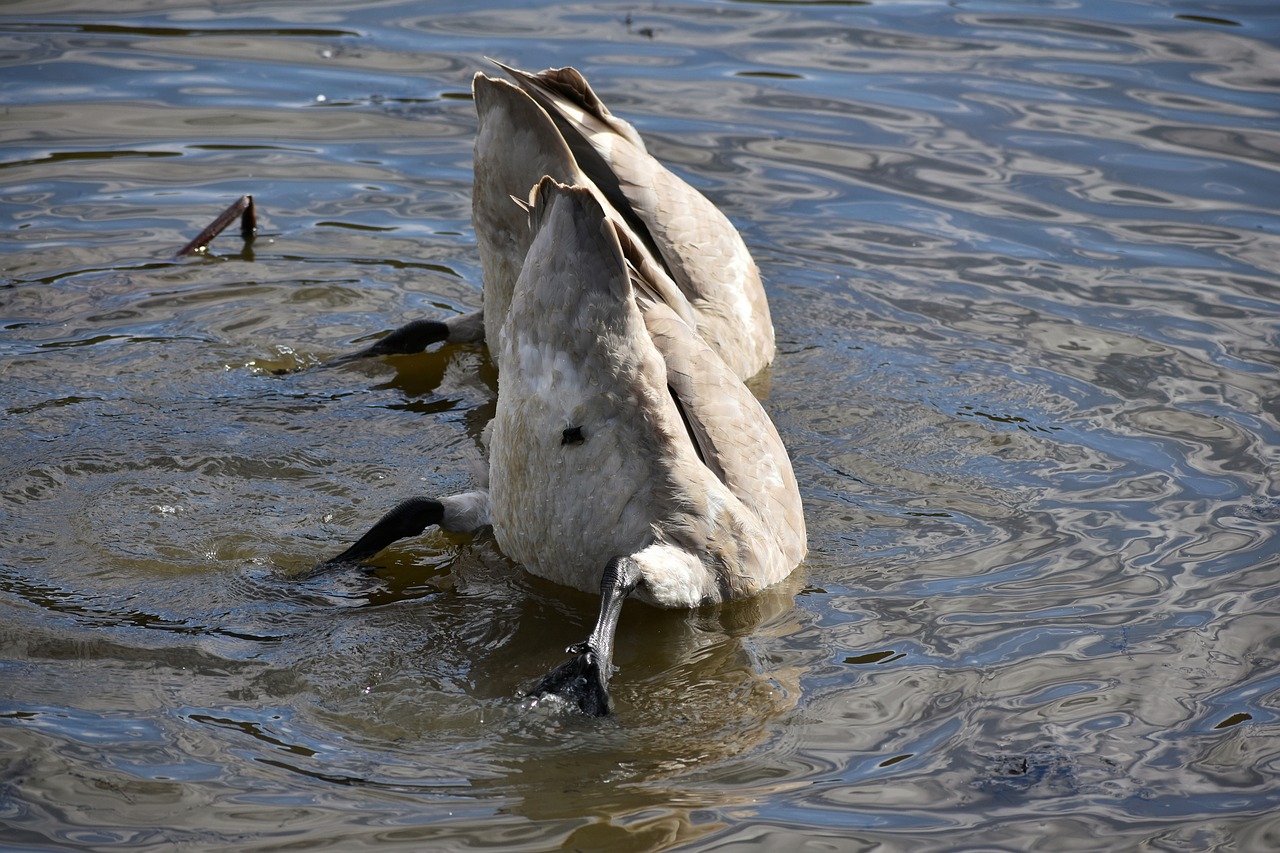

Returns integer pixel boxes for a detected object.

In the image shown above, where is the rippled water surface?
[3,1,1278,850]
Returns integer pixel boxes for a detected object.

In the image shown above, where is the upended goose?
[319,66,805,715]
[499,178,804,714]
[333,62,775,382]
[327,177,805,715]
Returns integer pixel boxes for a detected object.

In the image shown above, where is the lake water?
[2,1,1278,850]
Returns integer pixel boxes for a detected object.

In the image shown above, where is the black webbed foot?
[265,320,450,376]
[525,642,613,717]
[322,319,450,368]
[269,310,484,375]
[321,496,444,568]
[524,556,641,718]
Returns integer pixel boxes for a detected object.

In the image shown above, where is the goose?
[320,178,805,715]
[499,177,809,713]
[323,63,786,570]
[331,63,774,382]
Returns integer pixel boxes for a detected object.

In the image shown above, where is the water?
[2,1,1278,850]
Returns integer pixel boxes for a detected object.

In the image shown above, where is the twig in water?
[178,195,256,256]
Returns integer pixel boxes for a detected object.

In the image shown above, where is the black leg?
[321,319,450,368]
[526,555,643,717]
[271,310,483,374]
[322,496,445,567]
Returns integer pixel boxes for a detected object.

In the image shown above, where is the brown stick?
[178,195,256,256]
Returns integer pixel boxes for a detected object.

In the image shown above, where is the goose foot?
[309,490,490,576]
[319,309,486,369]
[322,496,445,567]
[322,319,450,368]
[524,555,641,718]
[526,642,612,717]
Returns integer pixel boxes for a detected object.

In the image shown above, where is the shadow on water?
[2,0,1279,850]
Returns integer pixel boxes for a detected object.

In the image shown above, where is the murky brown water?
[2,1,1278,850]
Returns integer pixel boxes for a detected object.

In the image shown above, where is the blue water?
[2,1,1278,850]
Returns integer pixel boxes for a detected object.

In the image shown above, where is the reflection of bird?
[320,67,805,715]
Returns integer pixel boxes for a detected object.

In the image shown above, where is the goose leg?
[526,555,642,717]
[322,309,485,368]
[323,496,444,566]
[319,490,490,568]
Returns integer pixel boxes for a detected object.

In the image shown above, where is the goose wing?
[638,292,807,570]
